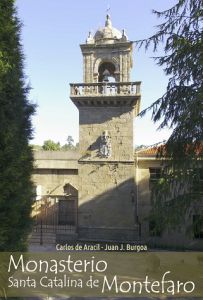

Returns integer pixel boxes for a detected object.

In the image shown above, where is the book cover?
[0,0,202,299]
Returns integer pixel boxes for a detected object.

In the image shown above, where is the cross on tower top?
[106,4,110,14]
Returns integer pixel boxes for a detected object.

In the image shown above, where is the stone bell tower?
[70,15,141,241]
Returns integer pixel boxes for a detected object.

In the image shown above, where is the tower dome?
[94,14,123,43]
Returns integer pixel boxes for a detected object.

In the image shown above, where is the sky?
[16,0,177,146]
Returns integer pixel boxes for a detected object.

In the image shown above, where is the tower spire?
[105,4,111,27]
[105,13,112,28]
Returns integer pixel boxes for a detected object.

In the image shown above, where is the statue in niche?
[99,130,112,158]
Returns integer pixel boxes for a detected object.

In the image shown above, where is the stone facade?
[78,163,135,226]
[32,150,203,249]
[79,106,134,161]
[77,105,137,240]
[32,151,79,197]
[81,44,132,83]
[135,150,203,250]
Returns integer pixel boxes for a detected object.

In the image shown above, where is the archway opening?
[98,62,116,82]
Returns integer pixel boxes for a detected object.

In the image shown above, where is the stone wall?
[78,162,135,227]
[32,151,79,197]
[79,106,134,161]
[137,156,203,250]
[136,159,161,239]
[78,104,137,240]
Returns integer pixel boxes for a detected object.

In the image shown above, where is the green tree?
[61,135,76,150]
[67,135,74,147]
[0,0,35,251]
[42,140,61,151]
[137,0,203,228]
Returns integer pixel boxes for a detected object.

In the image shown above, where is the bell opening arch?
[94,58,120,83]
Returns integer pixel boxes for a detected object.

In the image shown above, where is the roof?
[136,146,159,156]
[135,143,203,158]
[86,14,128,45]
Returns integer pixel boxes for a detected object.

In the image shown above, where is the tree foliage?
[42,136,78,151]
[42,140,61,151]
[61,135,77,150]
[137,0,203,228]
[0,0,35,251]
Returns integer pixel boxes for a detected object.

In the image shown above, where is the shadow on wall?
[79,106,133,125]
[77,177,140,241]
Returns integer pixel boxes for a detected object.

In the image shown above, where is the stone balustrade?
[70,81,141,97]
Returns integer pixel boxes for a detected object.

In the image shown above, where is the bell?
[103,69,110,82]
[103,75,109,82]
